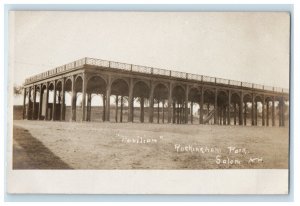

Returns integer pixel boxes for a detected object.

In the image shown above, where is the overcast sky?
[11,11,290,97]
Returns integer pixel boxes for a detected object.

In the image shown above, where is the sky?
[10,11,290,104]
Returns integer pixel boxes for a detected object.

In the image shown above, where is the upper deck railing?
[24,57,289,94]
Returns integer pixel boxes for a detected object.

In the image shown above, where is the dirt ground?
[12,120,289,169]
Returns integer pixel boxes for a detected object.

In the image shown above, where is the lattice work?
[264,86,273,91]
[229,80,241,86]
[65,62,75,70]
[132,65,152,74]
[48,68,57,76]
[216,78,228,84]
[75,58,86,67]
[171,71,186,78]
[253,84,264,90]
[283,88,289,93]
[86,58,109,67]
[274,87,283,92]
[110,61,131,71]
[152,68,170,76]
[187,73,202,81]
[56,65,66,73]
[242,82,252,88]
[202,75,215,83]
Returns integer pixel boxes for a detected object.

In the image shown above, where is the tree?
[14,84,23,96]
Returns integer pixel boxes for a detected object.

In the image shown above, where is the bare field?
[12,120,289,169]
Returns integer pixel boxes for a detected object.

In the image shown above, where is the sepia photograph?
[7,10,290,194]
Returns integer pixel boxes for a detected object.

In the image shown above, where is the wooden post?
[60,79,65,121]
[214,89,218,125]
[162,99,165,123]
[115,95,119,122]
[81,74,87,122]
[22,87,27,119]
[105,77,111,122]
[52,82,57,121]
[200,87,204,124]
[71,76,76,121]
[26,87,32,120]
[38,85,43,120]
[272,97,275,126]
[168,83,173,123]
[190,101,193,124]
[149,83,154,123]
[239,93,243,125]
[120,95,123,122]
[140,97,144,123]
[128,78,134,122]
[32,85,37,120]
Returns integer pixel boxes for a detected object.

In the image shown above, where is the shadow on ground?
[13,125,72,169]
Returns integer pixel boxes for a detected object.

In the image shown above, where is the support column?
[149,82,154,123]
[190,101,193,124]
[140,97,144,123]
[102,94,106,121]
[38,84,43,120]
[251,94,255,126]
[207,103,210,124]
[71,76,76,121]
[26,87,32,120]
[22,88,27,119]
[223,106,226,125]
[60,79,65,121]
[162,99,165,123]
[255,101,258,126]
[200,87,204,124]
[168,83,173,123]
[282,98,285,127]
[239,93,243,125]
[227,91,231,125]
[44,83,49,120]
[105,76,112,122]
[115,95,119,122]
[262,98,265,126]
[266,101,269,126]
[278,99,282,127]
[244,102,247,126]
[87,93,92,121]
[214,89,218,125]
[32,85,37,120]
[234,103,237,125]
[128,78,134,122]
[52,81,57,121]
[185,86,189,124]
[157,99,160,123]
[120,96,123,122]
[81,73,87,122]
[172,101,176,123]
[272,97,275,126]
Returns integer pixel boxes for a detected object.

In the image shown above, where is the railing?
[187,73,202,81]
[253,83,264,90]
[132,65,152,74]
[171,70,186,79]
[203,75,215,83]
[229,80,241,87]
[153,67,170,76]
[24,57,289,94]
[216,78,228,85]
[110,61,131,71]
[86,58,109,67]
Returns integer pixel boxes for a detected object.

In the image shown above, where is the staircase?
[203,109,215,124]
